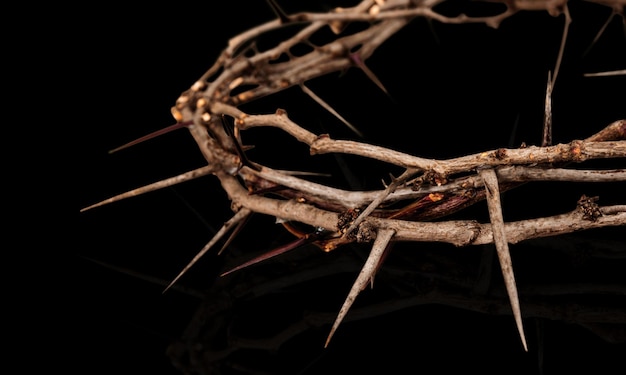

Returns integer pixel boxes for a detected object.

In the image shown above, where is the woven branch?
[81,1,625,374]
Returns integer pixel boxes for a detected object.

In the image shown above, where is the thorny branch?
[81,0,625,373]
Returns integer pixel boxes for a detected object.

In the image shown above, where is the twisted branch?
[81,1,625,373]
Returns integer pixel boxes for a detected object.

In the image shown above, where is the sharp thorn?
[325,228,395,347]
[221,115,260,171]
[220,236,309,277]
[550,4,571,89]
[542,71,553,147]
[349,53,389,96]
[80,165,215,212]
[300,84,364,137]
[341,169,416,239]
[163,208,252,293]
[583,69,626,77]
[265,0,290,24]
[218,212,252,255]
[479,169,528,352]
[108,121,192,154]
[583,11,617,57]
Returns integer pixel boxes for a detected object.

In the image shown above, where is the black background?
[76,1,625,374]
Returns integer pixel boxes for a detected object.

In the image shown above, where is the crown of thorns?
[82,0,626,351]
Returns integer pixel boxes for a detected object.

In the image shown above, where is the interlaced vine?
[81,0,625,373]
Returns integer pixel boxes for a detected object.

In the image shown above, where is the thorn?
[221,115,260,171]
[583,10,618,57]
[163,208,252,293]
[583,69,626,77]
[370,241,392,289]
[542,71,553,147]
[349,53,389,96]
[274,169,332,177]
[217,212,252,255]
[265,0,290,24]
[108,121,193,154]
[341,169,417,239]
[80,165,215,212]
[220,236,309,277]
[325,228,395,347]
[551,4,571,89]
[300,84,364,137]
[479,169,528,351]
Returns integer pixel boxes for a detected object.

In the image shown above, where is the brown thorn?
[349,53,389,96]
[217,212,253,255]
[583,10,619,57]
[479,168,528,351]
[80,165,215,212]
[220,236,309,277]
[163,208,252,293]
[551,3,571,88]
[342,169,417,239]
[325,228,395,348]
[584,69,626,77]
[542,71,553,147]
[265,0,290,24]
[108,121,192,154]
[221,115,260,171]
[220,224,329,277]
[300,83,364,137]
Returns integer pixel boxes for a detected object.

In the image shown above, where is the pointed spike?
[342,169,417,239]
[371,242,392,289]
[265,0,290,24]
[108,121,192,154]
[300,84,364,137]
[275,169,332,177]
[325,228,395,347]
[349,53,389,96]
[479,169,528,351]
[583,11,617,57]
[163,208,252,293]
[80,165,215,212]
[221,115,260,171]
[551,4,571,88]
[220,236,309,277]
[542,71,553,147]
[583,69,626,77]
[217,212,252,255]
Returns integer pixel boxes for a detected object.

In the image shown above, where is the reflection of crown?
[82,1,625,372]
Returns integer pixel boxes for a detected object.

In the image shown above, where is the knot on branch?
[567,140,585,162]
[355,222,377,243]
[338,208,361,238]
[412,170,449,189]
[577,194,602,221]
